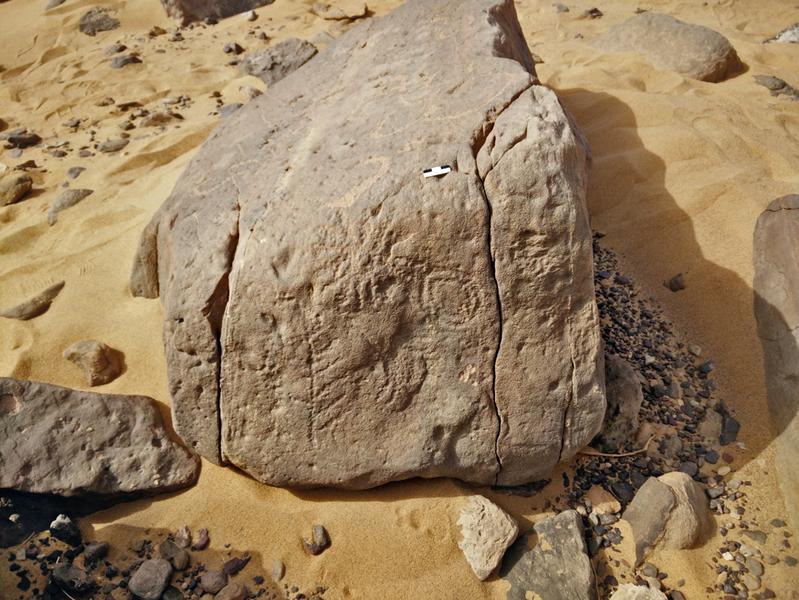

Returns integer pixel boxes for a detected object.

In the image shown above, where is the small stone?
[746,557,764,576]
[200,570,227,594]
[0,174,33,206]
[129,558,173,600]
[219,103,243,118]
[148,25,167,37]
[222,554,250,576]
[784,555,797,567]
[67,166,86,179]
[311,0,368,20]
[162,586,184,600]
[159,539,190,571]
[50,514,82,546]
[743,530,767,545]
[457,495,519,580]
[664,273,686,292]
[582,7,603,19]
[139,112,175,127]
[271,560,285,581]
[688,344,702,356]
[1,281,65,320]
[83,541,109,564]
[244,10,257,21]
[554,3,569,12]
[303,524,331,556]
[224,42,244,55]
[641,563,658,578]
[174,526,192,548]
[770,519,787,528]
[105,42,127,55]
[215,582,248,600]
[5,131,41,148]
[587,485,621,515]
[50,564,94,594]
[191,528,209,550]
[45,0,66,9]
[48,188,93,224]
[717,466,731,476]
[239,38,318,86]
[742,574,761,591]
[678,461,698,477]
[63,340,123,386]
[111,54,142,69]
[79,7,120,36]
[98,138,129,153]
[764,23,799,44]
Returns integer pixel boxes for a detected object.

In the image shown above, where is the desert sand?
[1,0,798,598]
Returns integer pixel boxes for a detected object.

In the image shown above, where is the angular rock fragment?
[50,563,94,594]
[501,510,595,600]
[594,12,742,82]
[754,195,799,534]
[610,585,667,600]
[303,525,330,555]
[754,75,799,101]
[129,558,173,600]
[0,174,32,206]
[160,0,275,25]
[594,354,643,451]
[239,38,317,85]
[48,188,93,225]
[79,8,120,36]
[764,23,799,44]
[0,377,200,496]
[83,541,109,563]
[111,54,142,69]
[132,0,604,487]
[63,340,124,386]
[0,281,65,320]
[623,472,711,564]
[50,514,82,546]
[457,495,518,580]
[159,539,190,570]
[311,0,367,20]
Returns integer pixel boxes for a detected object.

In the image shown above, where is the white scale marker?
[423,165,451,178]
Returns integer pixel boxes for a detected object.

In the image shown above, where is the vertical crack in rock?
[201,197,241,463]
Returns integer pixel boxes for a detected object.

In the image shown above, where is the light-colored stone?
[0,377,200,496]
[128,559,173,600]
[0,281,64,320]
[131,0,604,486]
[311,0,367,20]
[586,485,621,515]
[610,584,667,600]
[48,188,93,225]
[0,174,32,206]
[63,340,123,386]
[239,38,318,85]
[765,23,799,44]
[457,495,519,580]
[595,353,643,451]
[160,0,275,24]
[754,195,799,533]
[594,12,742,82]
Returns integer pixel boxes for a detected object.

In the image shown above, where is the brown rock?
[215,583,248,600]
[63,340,124,386]
[594,12,743,82]
[48,188,93,225]
[457,495,518,580]
[0,174,32,206]
[0,377,200,496]
[131,0,604,487]
[0,281,65,320]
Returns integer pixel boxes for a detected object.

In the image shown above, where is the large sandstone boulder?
[754,195,799,532]
[161,0,274,24]
[594,13,742,82]
[0,378,199,496]
[131,0,605,488]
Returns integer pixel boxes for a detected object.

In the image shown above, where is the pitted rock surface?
[131,0,604,488]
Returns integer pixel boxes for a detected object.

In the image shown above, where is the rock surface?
[160,0,275,24]
[311,0,367,20]
[63,340,124,386]
[239,38,318,85]
[754,195,799,533]
[131,0,604,487]
[78,7,120,36]
[48,188,93,225]
[623,472,710,564]
[128,558,173,600]
[500,510,596,600]
[595,353,643,451]
[754,75,799,101]
[0,174,33,206]
[610,584,667,600]
[457,495,518,580]
[594,12,742,82]
[0,281,65,320]
[0,377,199,496]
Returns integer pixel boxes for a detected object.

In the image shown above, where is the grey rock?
[45,0,66,9]
[200,570,227,594]
[215,583,248,600]
[159,539,190,570]
[48,188,93,224]
[594,12,742,82]
[764,23,799,44]
[111,54,142,69]
[457,495,519,580]
[128,558,173,600]
[67,166,86,179]
[130,0,604,487]
[303,524,330,555]
[83,541,109,563]
[63,340,124,386]
[79,8,120,36]
[140,112,175,127]
[239,38,318,85]
[162,587,184,600]
[50,514,82,546]
[0,174,33,206]
[664,272,686,292]
[501,510,596,600]
[174,525,192,548]
[754,75,799,101]
[742,529,768,545]
[311,0,367,20]
[271,559,284,581]
[218,103,243,118]
[105,42,127,55]
[609,585,667,600]
[160,0,275,25]
[0,281,65,320]
[98,138,129,152]
[51,563,94,594]
[0,377,200,496]
[4,131,41,148]
[595,354,643,451]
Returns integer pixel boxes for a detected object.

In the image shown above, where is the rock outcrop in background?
[754,195,799,533]
[132,0,605,488]
[161,0,275,24]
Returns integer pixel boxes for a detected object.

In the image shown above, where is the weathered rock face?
[160,0,274,24]
[457,495,519,580]
[754,195,799,533]
[239,39,318,86]
[594,13,742,82]
[131,0,604,488]
[595,353,643,451]
[0,378,199,496]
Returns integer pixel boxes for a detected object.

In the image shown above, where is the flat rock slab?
[754,195,799,534]
[0,281,64,320]
[0,378,199,496]
[594,12,742,82]
[458,495,518,580]
[239,38,318,85]
[161,0,275,24]
[132,0,604,488]
[500,510,596,600]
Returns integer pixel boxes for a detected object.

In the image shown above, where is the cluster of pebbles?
[3,515,330,600]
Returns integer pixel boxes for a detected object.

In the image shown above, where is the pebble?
[582,7,603,18]
[770,519,787,528]
[664,273,686,292]
[49,514,82,546]
[51,564,93,594]
[111,54,142,69]
[224,42,244,54]
[742,530,767,545]
[200,570,227,594]
[244,9,257,21]
[717,466,731,476]
[83,541,109,563]
[222,554,250,576]
[98,138,129,152]
[174,525,192,548]
[191,528,210,551]
[303,524,331,556]
[746,557,764,576]
[272,559,285,581]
